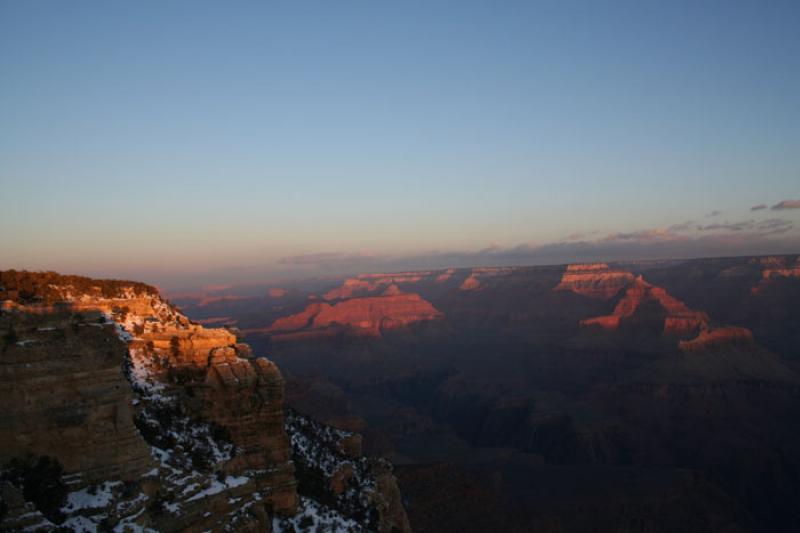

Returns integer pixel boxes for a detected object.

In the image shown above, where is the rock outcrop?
[678,326,755,352]
[581,276,709,337]
[554,263,635,299]
[283,410,411,533]
[195,350,299,513]
[269,293,444,339]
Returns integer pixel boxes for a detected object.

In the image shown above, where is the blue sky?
[1,1,799,287]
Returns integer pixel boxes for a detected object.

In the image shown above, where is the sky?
[1,1,799,288]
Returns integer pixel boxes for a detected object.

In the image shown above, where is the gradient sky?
[1,1,799,288]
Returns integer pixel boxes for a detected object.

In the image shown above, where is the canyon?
[0,271,409,532]
[172,254,800,532]
[8,254,796,531]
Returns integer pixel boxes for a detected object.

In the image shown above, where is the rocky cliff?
[0,311,154,487]
[0,270,409,532]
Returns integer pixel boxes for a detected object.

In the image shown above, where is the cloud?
[602,228,687,243]
[771,200,800,210]
[692,218,793,234]
[750,204,767,211]
[696,220,754,232]
[756,218,794,234]
[277,251,388,268]
[270,219,798,280]
[563,231,595,241]
[705,210,723,217]
[668,220,694,232]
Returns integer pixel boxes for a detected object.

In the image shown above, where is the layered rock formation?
[576,274,761,355]
[0,310,154,486]
[268,293,444,339]
[554,263,635,299]
[323,272,431,301]
[581,276,710,337]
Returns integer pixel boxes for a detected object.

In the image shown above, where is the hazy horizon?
[2,1,799,288]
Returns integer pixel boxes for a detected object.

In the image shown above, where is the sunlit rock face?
[459,274,481,291]
[322,271,433,301]
[577,273,760,355]
[678,326,755,352]
[435,268,456,283]
[580,276,709,336]
[554,263,635,299]
[269,293,444,339]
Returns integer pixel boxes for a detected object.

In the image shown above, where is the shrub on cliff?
[0,270,158,304]
[1,455,67,523]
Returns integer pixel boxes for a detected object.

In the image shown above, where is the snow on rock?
[186,475,250,502]
[63,481,122,512]
[273,496,364,533]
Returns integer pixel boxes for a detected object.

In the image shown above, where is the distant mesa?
[381,284,402,296]
[322,273,427,301]
[554,263,635,299]
[195,316,237,326]
[459,275,481,291]
[197,294,246,307]
[751,255,800,293]
[269,288,289,298]
[323,278,376,300]
[458,267,514,291]
[267,293,443,340]
[201,283,233,292]
[356,271,430,281]
[435,268,455,283]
